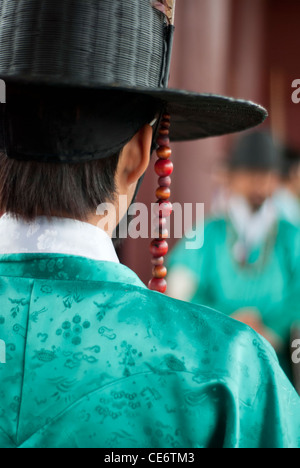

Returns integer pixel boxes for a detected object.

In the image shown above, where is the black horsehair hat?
[0,0,267,163]
[228,130,282,172]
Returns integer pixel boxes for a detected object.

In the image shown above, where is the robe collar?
[0,251,146,289]
[0,213,119,263]
[0,214,146,288]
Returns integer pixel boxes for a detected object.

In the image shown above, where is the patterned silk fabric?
[0,253,299,448]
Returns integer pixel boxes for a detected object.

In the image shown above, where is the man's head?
[226,130,281,211]
[227,168,279,212]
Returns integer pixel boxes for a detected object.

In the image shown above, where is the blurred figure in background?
[273,145,300,391]
[274,146,300,227]
[167,130,300,379]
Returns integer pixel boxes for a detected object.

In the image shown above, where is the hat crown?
[0,0,170,89]
[229,131,282,171]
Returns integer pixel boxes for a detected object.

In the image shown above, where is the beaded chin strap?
[148,113,173,294]
[148,1,176,294]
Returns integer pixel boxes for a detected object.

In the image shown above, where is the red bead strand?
[148,114,172,294]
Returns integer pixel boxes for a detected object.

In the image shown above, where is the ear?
[116,124,153,194]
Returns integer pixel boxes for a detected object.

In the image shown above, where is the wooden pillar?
[229,0,267,106]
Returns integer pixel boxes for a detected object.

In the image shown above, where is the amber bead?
[153,228,169,240]
[156,186,171,200]
[152,265,167,279]
[158,217,167,228]
[153,201,172,218]
[163,113,171,120]
[157,136,170,147]
[152,217,167,235]
[154,159,174,177]
[160,230,169,239]
[158,201,173,218]
[156,146,172,160]
[158,176,172,187]
[150,239,169,258]
[161,119,171,129]
[148,277,167,293]
[151,256,165,266]
[158,127,170,136]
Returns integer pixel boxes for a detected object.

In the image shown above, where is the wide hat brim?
[0,0,267,162]
[0,76,268,142]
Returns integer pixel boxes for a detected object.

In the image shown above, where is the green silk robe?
[0,253,299,448]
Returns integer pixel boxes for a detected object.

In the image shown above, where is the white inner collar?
[228,195,277,248]
[0,214,119,263]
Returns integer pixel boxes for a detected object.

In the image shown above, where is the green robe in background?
[168,218,300,340]
[167,217,300,378]
[0,253,299,448]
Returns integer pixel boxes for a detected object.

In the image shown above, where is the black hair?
[0,150,121,222]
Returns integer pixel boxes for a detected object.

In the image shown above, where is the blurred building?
[119,0,300,284]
